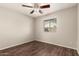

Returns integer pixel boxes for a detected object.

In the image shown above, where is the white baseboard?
[0,39,34,50]
[36,40,77,50]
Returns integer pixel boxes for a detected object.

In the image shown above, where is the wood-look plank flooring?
[0,41,78,56]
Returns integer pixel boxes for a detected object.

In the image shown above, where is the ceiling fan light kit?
[22,3,50,14]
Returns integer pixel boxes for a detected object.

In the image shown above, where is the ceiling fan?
[22,3,50,14]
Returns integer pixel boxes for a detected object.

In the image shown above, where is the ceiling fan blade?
[22,4,33,8]
[39,10,43,14]
[40,5,50,9]
[30,10,34,14]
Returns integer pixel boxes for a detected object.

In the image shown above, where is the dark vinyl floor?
[0,41,78,56]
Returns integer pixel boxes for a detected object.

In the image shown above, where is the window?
[44,18,57,32]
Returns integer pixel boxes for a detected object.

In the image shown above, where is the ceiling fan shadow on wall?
[22,3,50,14]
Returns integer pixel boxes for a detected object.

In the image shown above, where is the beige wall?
[77,4,79,54]
[0,5,78,50]
[0,7,34,50]
[35,6,77,49]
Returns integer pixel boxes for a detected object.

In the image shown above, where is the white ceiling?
[0,3,77,18]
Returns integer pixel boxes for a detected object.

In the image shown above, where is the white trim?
[0,40,34,50]
[36,40,77,50]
